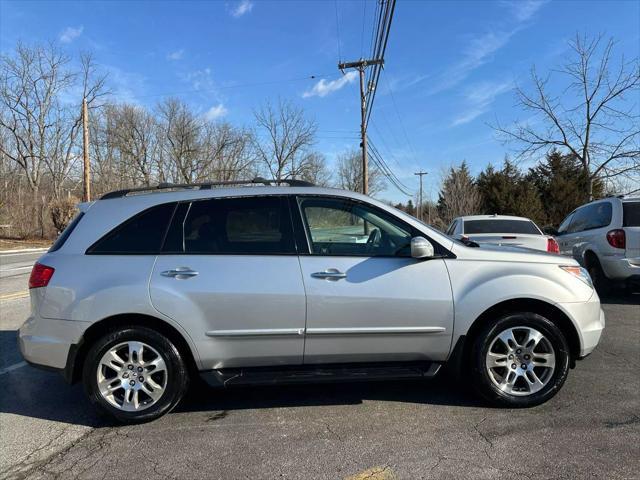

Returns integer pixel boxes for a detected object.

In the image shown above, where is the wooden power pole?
[338,58,383,195]
[82,97,91,202]
[414,171,428,221]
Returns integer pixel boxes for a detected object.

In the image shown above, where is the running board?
[200,362,442,388]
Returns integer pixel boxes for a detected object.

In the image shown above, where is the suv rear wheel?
[83,326,189,423]
[471,312,570,407]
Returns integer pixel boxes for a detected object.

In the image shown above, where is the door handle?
[161,267,199,279]
[311,269,347,280]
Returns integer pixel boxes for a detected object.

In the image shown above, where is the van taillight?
[29,263,55,289]
[547,238,560,253]
[606,229,626,249]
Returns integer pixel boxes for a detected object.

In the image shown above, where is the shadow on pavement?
[600,289,640,305]
[175,375,483,417]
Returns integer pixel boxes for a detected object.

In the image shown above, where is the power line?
[334,0,342,61]
[369,140,411,191]
[368,140,413,197]
[360,0,367,57]
[337,0,397,195]
[383,72,420,161]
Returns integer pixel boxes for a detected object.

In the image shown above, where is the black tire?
[586,255,611,296]
[471,312,570,408]
[83,326,189,424]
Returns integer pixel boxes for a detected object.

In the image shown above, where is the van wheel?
[471,312,570,408]
[83,326,189,423]
[586,255,611,296]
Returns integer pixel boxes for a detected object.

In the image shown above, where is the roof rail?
[100,177,315,200]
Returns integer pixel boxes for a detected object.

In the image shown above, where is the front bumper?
[18,313,88,371]
[557,293,605,358]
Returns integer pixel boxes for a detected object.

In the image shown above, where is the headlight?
[559,265,593,288]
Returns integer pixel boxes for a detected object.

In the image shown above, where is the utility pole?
[414,171,428,221]
[82,97,91,202]
[338,58,383,195]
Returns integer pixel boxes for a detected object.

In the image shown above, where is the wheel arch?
[459,298,581,370]
[67,313,200,384]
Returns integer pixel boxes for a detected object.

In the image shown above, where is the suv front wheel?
[83,326,189,423]
[471,312,570,407]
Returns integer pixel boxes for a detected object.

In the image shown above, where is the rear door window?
[623,202,640,227]
[164,196,296,255]
[87,203,177,254]
[463,220,540,235]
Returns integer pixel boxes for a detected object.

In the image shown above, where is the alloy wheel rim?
[97,341,168,411]
[485,326,556,396]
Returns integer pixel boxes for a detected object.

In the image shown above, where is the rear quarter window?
[87,202,177,254]
[49,212,84,252]
[463,219,540,235]
[623,202,640,227]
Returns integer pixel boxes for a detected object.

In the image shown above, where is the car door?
[294,195,454,364]
[560,205,594,259]
[149,196,306,369]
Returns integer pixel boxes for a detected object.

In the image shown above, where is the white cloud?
[428,1,546,96]
[303,71,357,98]
[230,0,253,18]
[451,80,513,126]
[59,26,84,44]
[428,30,515,95]
[167,49,184,61]
[500,0,548,22]
[204,104,228,121]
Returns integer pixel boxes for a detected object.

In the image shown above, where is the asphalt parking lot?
[1,252,639,479]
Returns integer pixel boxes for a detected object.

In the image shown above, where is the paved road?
[0,253,638,479]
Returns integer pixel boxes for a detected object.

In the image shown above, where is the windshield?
[463,219,541,235]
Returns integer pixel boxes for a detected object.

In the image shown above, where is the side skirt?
[199,361,442,388]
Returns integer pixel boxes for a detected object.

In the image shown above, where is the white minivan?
[554,196,640,293]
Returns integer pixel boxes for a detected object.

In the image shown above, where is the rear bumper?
[18,313,88,371]
[600,256,640,280]
[558,293,605,358]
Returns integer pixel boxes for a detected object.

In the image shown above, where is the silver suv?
[19,180,604,423]
[554,196,640,293]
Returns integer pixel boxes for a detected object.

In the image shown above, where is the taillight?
[547,237,560,254]
[606,229,626,249]
[29,263,55,289]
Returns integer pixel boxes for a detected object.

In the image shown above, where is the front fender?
[444,260,594,344]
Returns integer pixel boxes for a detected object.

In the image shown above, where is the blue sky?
[1,0,638,203]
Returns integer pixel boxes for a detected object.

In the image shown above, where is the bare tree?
[0,43,77,236]
[496,34,640,199]
[297,152,331,186]
[252,99,317,181]
[111,103,159,186]
[200,122,255,181]
[157,98,204,183]
[336,149,385,195]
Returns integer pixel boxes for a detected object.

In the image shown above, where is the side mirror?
[542,226,559,236]
[411,236,435,259]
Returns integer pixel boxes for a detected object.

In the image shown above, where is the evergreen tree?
[476,158,545,224]
[437,161,481,226]
[527,151,605,227]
